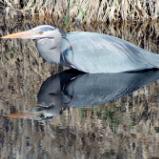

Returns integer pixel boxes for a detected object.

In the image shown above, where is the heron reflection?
[7,69,159,120]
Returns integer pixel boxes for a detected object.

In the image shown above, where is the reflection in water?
[21,69,159,120]
[1,20,159,159]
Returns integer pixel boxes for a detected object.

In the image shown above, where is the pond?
[1,18,159,159]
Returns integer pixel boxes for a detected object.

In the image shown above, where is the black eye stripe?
[38,37,55,40]
[38,28,56,34]
[42,27,56,32]
[50,46,57,50]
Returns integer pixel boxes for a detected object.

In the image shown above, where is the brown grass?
[2,0,159,23]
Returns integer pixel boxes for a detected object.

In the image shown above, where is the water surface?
[1,19,159,159]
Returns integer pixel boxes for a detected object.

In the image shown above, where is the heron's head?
[1,25,62,40]
[1,25,65,65]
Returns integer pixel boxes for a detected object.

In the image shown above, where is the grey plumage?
[61,32,159,73]
[2,25,159,73]
[35,26,159,73]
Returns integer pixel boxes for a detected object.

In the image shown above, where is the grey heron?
[2,25,159,73]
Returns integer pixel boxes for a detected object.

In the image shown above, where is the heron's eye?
[39,31,44,35]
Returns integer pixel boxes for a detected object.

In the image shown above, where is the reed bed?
[1,0,159,23]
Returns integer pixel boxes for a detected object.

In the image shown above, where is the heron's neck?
[60,37,73,66]
[50,48,61,64]
[36,38,61,64]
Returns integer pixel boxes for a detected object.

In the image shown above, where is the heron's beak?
[1,30,32,39]
[5,112,38,120]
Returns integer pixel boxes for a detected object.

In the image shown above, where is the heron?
[2,25,159,73]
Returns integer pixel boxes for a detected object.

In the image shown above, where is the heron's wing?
[61,32,159,73]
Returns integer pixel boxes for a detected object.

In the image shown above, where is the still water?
[1,18,159,159]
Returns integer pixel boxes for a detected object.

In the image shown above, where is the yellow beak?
[1,31,32,39]
[5,112,38,120]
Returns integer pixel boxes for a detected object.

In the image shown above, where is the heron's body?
[2,25,159,73]
[37,31,159,73]
[63,33,159,73]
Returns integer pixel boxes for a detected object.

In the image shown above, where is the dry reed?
[1,0,159,23]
